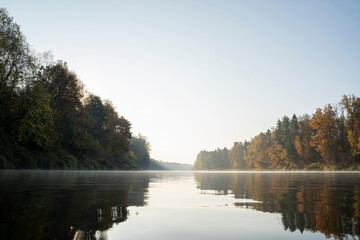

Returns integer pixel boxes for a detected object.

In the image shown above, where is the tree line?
[149,159,193,170]
[194,96,360,170]
[0,8,151,169]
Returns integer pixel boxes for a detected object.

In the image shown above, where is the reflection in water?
[0,171,150,240]
[0,171,359,240]
[194,172,360,239]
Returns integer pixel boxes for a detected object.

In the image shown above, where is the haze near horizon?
[4,0,360,164]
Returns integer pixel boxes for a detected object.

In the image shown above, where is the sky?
[2,0,360,164]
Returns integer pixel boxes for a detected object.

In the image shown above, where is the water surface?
[0,171,359,240]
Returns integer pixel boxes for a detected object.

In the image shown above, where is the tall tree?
[0,8,30,91]
[41,62,84,149]
[310,105,340,166]
[293,114,318,168]
[102,101,132,159]
[245,133,271,169]
[228,141,248,169]
[266,132,289,169]
[130,134,151,169]
[290,114,299,141]
[341,95,360,157]
[18,83,54,149]
[0,8,137,170]
[85,94,106,140]
[0,8,31,144]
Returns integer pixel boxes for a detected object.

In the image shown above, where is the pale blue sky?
[3,0,360,164]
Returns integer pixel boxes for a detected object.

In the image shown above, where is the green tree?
[0,8,31,145]
[130,134,151,169]
[194,148,230,170]
[0,8,30,92]
[84,95,132,167]
[41,62,84,149]
[275,115,298,157]
[71,107,100,158]
[0,8,137,170]
[290,114,300,139]
[102,101,132,158]
[18,83,54,149]
[85,94,106,139]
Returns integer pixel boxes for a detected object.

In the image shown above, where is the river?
[0,171,359,240]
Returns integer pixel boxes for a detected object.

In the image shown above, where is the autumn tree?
[228,141,248,169]
[341,95,360,157]
[195,99,360,170]
[293,114,319,168]
[310,105,342,167]
[266,131,290,169]
[245,133,271,169]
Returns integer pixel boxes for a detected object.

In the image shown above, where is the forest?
[0,8,151,170]
[149,159,193,170]
[194,96,360,170]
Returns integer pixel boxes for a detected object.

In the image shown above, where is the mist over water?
[0,171,359,240]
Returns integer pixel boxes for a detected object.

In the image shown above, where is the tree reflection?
[195,172,360,239]
[0,171,150,240]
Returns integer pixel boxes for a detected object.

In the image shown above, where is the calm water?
[0,171,359,240]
